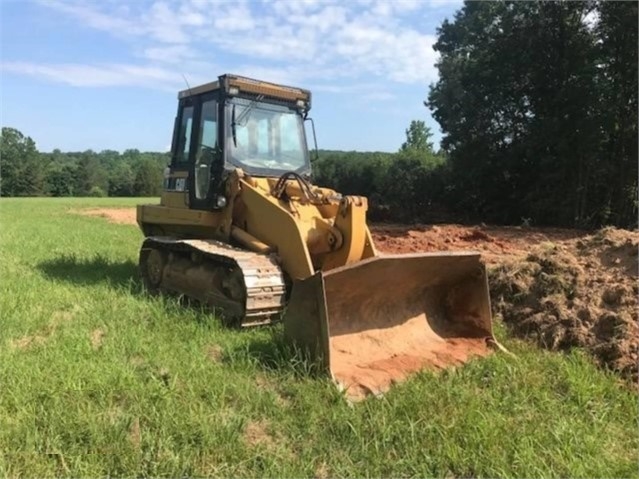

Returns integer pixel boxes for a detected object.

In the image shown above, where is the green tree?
[377,120,447,221]
[108,161,135,197]
[46,163,78,196]
[593,0,638,226]
[383,153,427,221]
[133,158,163,196]
[0,127,45,196]
[426,0,636,227]
[400,120,434,154]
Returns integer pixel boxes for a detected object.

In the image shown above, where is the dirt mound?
[490,228,638,380]
[371,224,583,263]
[73,207,137,225]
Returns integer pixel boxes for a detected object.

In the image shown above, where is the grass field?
[1,197,637,478]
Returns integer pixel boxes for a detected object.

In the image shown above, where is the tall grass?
[1,198,636,477]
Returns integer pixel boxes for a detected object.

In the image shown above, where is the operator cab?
[169,74,313,210]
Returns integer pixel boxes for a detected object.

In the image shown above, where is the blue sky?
[1,0,461,153]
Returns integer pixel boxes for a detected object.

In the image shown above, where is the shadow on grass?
[225,328,325,378]
[37,253,140,289]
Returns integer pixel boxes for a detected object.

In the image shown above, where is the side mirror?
[305,117,319,163]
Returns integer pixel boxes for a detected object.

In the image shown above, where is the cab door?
[188,92,222,210]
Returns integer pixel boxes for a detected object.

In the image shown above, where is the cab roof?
[177,73,311,106]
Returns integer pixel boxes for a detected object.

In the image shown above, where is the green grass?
[1,197,636,478]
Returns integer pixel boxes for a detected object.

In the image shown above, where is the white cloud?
[212,2,256,31]
[268,0,332,16]
[143,2,189,44]
[1,61,179,89]
[38,0,143,37]
[12,0,450,94]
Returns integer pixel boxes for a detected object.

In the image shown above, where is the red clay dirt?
[75,208,639,386]
[371,223,586,263]
[331,333,492,400]
[73,207,137,225]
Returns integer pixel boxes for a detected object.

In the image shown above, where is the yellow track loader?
[137,74,496,399]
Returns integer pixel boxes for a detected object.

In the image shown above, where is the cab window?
[193,98,218,200]
[174,104,194,164]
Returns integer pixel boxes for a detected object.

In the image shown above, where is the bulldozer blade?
[283,252,495,400]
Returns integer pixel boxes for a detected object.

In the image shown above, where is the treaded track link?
[139,237,287,327]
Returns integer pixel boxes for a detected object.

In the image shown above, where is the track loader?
[137,74,496,399]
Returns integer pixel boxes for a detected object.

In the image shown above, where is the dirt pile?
[372,224,583,263]
[490,227,638,380]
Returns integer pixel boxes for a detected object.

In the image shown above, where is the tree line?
[426,0,637,228]
[0,127,166,198]
[312,121,450,223]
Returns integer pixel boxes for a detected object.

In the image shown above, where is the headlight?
[216,196,227,208]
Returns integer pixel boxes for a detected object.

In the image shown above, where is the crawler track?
[139,237,287,327]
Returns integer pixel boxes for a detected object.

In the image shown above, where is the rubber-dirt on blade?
[283,252,495,400]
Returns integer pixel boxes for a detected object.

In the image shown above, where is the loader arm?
[236,177,315,279]
[233,174,376,280]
